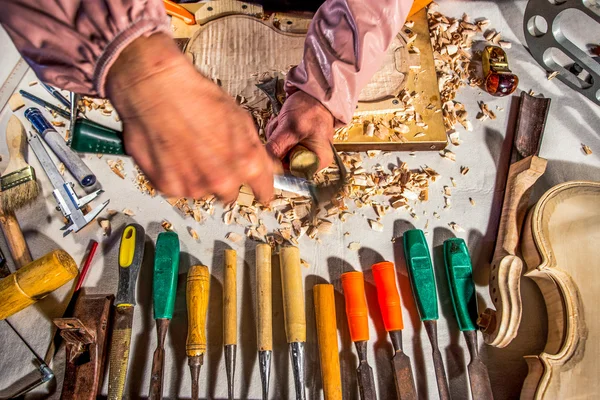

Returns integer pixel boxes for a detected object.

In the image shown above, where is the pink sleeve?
[0,0,171,97]
[285,0,413,125]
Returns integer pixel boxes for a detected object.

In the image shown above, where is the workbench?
[0,1,598,399]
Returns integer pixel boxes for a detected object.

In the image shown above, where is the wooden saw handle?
[279,246,305,343]
[314,284,342,400]
[256,244,272,351]
[479,155,547,348]
[223,249,237,346]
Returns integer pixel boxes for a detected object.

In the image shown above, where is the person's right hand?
[105,33,273,204]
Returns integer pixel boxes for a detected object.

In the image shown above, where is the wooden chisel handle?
[224,250,237,346]
[187,265,210,357]
[5,115,28,173]
[279,246,306,343]
[289,145,319,179]
[256,244,272,351]
[314,284,342,400]
[0,210,32,269]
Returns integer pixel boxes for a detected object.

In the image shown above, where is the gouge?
[313,284,342,400]
[372,261,417,400]
[224,249,237,400]
[403,229,450,400]
[444,238,493,400]
[280,246,306,400]
[149,231,180,400]
[256,243,272,400]
[107,224,145,400]
[187,265,210,400]
[341,271,376,400]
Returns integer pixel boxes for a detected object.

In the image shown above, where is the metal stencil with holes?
[524,0,600,105]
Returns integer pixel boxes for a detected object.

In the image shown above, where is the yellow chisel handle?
[186,265,210,357]
[224,250,237,346]
[256,244,272,351]
[279,246,306,343]
[314,284,342,400]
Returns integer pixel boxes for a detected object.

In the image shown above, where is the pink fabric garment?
[0,0,171,97]
[285,0,413,125]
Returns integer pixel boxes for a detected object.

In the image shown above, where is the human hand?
[265,90,335,172]
[106,33,273,203]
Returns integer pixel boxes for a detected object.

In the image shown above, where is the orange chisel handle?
[372,261,404,332]
[163,0,196,25]
[341,271,369,342]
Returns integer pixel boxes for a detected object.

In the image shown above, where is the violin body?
[520,181,600,399]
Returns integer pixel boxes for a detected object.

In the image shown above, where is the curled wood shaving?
[51,120,65,127]
[547,71,559,80]
[460,166,470,175]
[226,232,243,243]
[98,218,111,236]
[162,220,173,231]
[348,242,361,251]
[469,197,476,206]
[58,163,65,176]
[189,227,199,240]
[449,222,465,232]
[369,219,384,232]
[107,159,126,179]
[439,149,456,161]
[122,208,135,216]
[582,144,593,155]
[28,81,38,86]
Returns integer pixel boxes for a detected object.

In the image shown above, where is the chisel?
[256,243,272,400]
[403,229,450,400]
[372,261,417,400]
[341,271,376,400]
[444,238,493,400]
[313,284,342,400]
[279,246,306,400]
[149,231,180,400]
[224,249,237,400]
[187,265,210,400]
[107,223,145,400]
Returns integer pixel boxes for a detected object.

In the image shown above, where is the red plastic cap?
[372,261,404,331]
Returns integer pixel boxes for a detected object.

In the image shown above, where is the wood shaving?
[448,130,461,146]
[226,232,243,243]
[162,220,173,231]
[106,209,118,216]
[107,159,126,179]
[98,219,111,236]
[51,120,65,127]
[450,177,457,187]
[547,71,559,80]
[348,242,361,251]
[460,166,470,175]
[443,186,452,196]
[499,40,512,49]
[439,149,456,161]
[122,208,135,216]
[582,144,593,155]
[135,167,156,196]
[28,81,38,86]
[58,163,65,176]
[369,219,384,232]
[189,228,199,241]
[469,197,476,206]
[449,222,465,232]
[300,259,310,268]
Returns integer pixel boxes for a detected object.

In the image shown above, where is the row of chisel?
[105,223,491,400]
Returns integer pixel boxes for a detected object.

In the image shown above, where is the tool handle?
[0,210,33,269]
[163,0,196,24]
[372,261,404,331]
[74,240,98,291]
[289,146,319,179]
[153,231,180,319]
[403,229,439,321]
[5,115,28,174]
[279,246,306,343]
[256,243,272,351]
[70,119,126,155]
[444,238,478,331]
[224,249,237,346]
[313,284,342,400]
[116,224,145,306]
[24,108,96,187]
[0,250,77,320]
[340,271,369,342]
[186,265,210,357]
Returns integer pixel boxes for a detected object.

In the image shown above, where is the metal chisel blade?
[357,362,377,400]
[392,351,417,400]
[464,330,493,400]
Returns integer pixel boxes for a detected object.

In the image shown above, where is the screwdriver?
[341,271,376,400]
[313,284,342,400]
[443,238,493,400]
[187,265,210,400]
[403,229,450,400]
[279,246,306,400]
[372,261,417,400]
[108,224,146,400]
[224,249,237,400]
[149,231,180,400]
[256,244,272,399]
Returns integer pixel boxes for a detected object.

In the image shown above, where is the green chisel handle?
[403,229,438,321]
[153,231,180,319]
[71,118,126,155]
[116,224,146,306]
[443,238,478,331]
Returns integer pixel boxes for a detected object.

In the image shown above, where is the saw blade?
[107,306,134,400]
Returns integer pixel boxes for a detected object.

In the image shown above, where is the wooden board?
[520,181,600,399]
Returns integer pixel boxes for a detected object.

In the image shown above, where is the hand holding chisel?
[187,265,210,400]
[341,271,376,400]
[444,238,493,400]
[149,231,180,400]
[403,229,450,400]
[108,224,145,400]
[372,261,417,400]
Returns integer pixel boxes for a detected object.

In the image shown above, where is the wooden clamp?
[53,294,114,400]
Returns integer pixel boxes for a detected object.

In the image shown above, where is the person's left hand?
[265,90,335,171]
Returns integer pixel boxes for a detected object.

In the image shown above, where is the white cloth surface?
[0,1,599,399]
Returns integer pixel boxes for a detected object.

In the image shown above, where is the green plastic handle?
[403,229,438,321]
[443,238,478,331]
[153,231,180,320]
[70,118,126,155]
